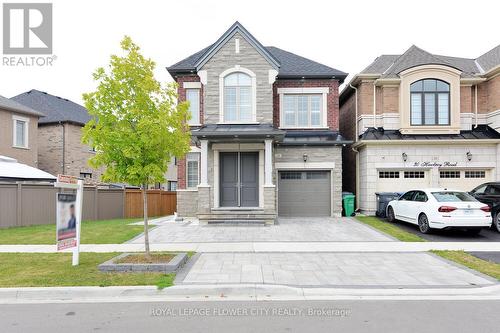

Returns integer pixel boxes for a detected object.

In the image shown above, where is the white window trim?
[185,88,201,126]
[12,115,29,149]
[183,82,202,89]
[219,66,257,124]
[186,152,200,189]
[277,87,329,129]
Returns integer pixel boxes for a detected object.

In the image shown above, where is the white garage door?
[376,170,430,193]
[438,170,491,191]
[278,170,331,217]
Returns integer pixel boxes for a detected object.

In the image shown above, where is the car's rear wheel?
[494,212,500,233]
[387,206,396,222]
[418,214,431,234]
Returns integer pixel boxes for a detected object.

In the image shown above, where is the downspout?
[61,121,66,174]
[474,84,478,129]
[350,83,360,210]
[373,81,377,128]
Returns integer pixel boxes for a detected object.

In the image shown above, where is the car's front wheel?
[418,214,431,234]
[387,206,396,222]
[494,212,500,233]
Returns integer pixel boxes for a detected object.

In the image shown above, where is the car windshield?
[431,191,477,202]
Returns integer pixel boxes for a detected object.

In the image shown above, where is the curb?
[2,284,500,304]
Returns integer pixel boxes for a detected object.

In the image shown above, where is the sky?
[1,0,499,105]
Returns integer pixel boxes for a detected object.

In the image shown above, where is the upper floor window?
[410,79,450,126]
[223,72,253,122]
[186,89,200,125]
[277,87,329,128]
[282,94,323,128]
[12,116,29,148]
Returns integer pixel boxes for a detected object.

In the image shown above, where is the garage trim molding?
[275,162,336,216]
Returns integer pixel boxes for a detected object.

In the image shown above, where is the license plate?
[463,209,473,215]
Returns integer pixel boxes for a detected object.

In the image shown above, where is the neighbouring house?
[340,44,500,215]
[0,95,44,167]
[11,89,104,182]
[167,21,349,223]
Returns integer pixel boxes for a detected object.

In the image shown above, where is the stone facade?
[172,25,345,220]
[357,143,500,215]
[340,60,500,215]
[37,123,103,182]
[0,108,39,166]
[275,146,343,216]
[200,32,274,124]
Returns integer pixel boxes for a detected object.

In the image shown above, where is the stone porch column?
[200,139,209,186]
[264,139,273,186]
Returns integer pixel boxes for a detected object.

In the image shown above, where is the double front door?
[220,152,259,207]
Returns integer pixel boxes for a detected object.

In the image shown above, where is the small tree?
[82,36,191,257]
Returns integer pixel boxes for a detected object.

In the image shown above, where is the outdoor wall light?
[303,153,308,162]
[466,151,473,161]
[402,152,408,162]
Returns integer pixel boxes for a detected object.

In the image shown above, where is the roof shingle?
[11,90,91,126]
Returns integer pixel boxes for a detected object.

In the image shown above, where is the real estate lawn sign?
[54,174,83,266]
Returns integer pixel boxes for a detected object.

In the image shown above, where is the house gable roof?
[380,45,462,78]
[0,95,44,117]
[194,21,280,71]
[476,44,500,73]
[11,89,91,126]
[167,22,348,81]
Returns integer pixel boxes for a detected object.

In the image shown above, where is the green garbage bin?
[343,194,355,217]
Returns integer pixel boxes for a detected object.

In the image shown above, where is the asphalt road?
[387,219,500,242]
[1,300,498,333]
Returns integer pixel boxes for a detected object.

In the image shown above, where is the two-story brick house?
[11,90,104,182]
[340,45,500,215]
[0,95,43,167]
[168,22,349,223]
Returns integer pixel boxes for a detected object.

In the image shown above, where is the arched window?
[410,79,450,125]
[223,72,252,122]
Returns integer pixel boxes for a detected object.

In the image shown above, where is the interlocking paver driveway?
[180,252,494,287]
[130,217,393,243]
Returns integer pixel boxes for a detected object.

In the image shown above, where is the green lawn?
[356,216,426,242]
[432,250,500,280]
[0,218,146,245]
[0,252,175,288]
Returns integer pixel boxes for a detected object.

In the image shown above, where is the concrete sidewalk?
[2,284,500,304]
[3,241,500,253]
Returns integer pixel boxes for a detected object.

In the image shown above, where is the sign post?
[54,175,83,266]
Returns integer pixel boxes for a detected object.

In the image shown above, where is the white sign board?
[55,174,83,266]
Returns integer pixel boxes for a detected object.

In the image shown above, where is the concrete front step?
[198,211,276,225]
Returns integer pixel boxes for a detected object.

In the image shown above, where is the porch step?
[198,211,276,225]
[206,219,266,226]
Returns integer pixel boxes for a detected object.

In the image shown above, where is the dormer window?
[224,72,252,122]
[410,79,450,126]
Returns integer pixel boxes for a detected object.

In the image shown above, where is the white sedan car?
[386,189,492,234]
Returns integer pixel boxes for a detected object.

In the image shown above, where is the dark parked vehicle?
[470,182,500,232]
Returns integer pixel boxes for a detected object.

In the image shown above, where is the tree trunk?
[142,184,151,259]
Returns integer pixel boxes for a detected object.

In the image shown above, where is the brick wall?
[37,123,103,183]
[177,157,186,189]
[176,75,204,124]
[272,79,340,130]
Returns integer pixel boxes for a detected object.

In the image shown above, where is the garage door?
[438,170,491,191]
[376,170,430,193]
[278,171,331,217]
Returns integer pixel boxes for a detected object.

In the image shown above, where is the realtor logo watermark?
[2,3,56,66]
